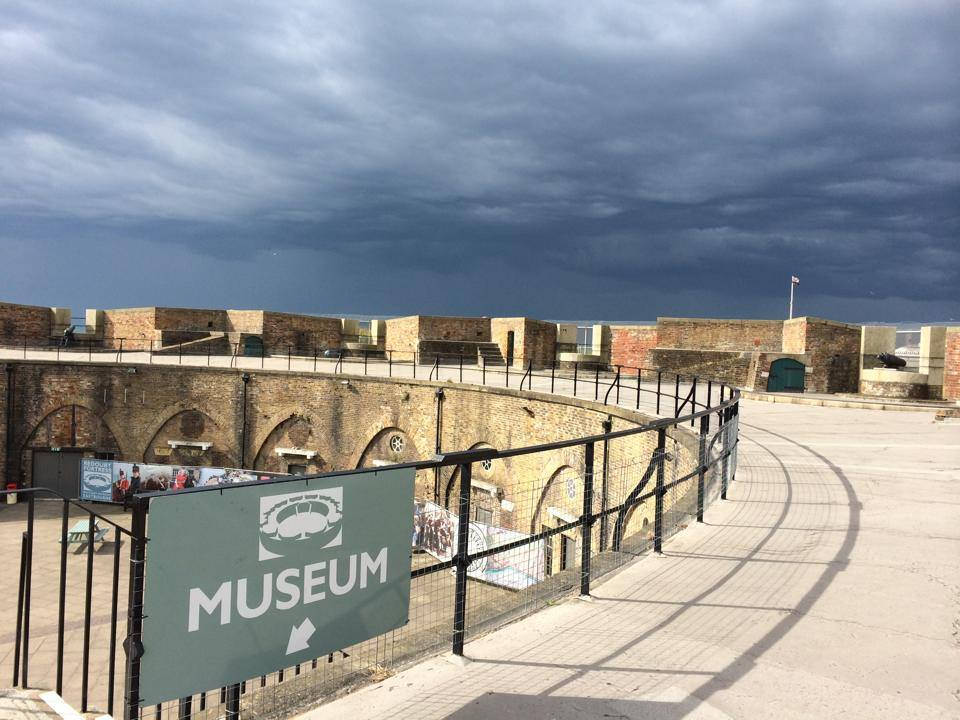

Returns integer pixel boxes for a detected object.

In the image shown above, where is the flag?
[791,275,800,285]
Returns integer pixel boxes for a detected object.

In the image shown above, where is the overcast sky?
[1,1,957,322]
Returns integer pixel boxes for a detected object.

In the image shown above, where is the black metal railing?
[0,340,740,720]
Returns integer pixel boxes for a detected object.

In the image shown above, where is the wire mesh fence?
[1,342,739,720]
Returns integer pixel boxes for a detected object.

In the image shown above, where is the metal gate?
[767,358,805,392]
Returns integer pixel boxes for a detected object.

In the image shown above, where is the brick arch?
[354,426,421,469]
[442,441,501,507]
[252,413,323,474]
[18,404,123,489]
[19,403,123,456]
[141,406,235,468]
[529,463,580,535]
[247,404,315,466]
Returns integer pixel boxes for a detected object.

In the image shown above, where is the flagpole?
[789,280,794,319]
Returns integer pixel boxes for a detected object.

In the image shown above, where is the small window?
[474,506,493,524]
[94,451,116,460]
[480,458,493,472]
[560,534,576,571]
[576,326,593,354]
[389,434,405,454]
[288,464,307,475]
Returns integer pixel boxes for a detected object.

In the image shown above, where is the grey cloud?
[0,0,957,320]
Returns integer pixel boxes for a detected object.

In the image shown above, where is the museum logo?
[258,488,344,561]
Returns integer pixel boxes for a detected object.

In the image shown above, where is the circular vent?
[389,434,405,454]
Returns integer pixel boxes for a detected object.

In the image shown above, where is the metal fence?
[0,346,739,720]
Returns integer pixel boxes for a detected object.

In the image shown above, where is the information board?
[138,467,414,705]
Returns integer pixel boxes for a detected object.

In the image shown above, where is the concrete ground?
[2,348,958,718]
[294,401,960,720]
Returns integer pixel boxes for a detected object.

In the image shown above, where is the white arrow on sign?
[286,618,316,655]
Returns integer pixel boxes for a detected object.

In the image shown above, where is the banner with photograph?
[413,501,544,590]
[80,459,285,503]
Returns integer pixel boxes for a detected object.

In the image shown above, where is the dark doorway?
[542,524,554,576]
[32,450,83,498]
[243,336,265,357]
[506,331,515,366]
[767,358,805,392]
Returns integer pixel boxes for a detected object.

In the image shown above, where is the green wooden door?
[767,358,805,392]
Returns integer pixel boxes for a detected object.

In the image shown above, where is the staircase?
[478,342,506,366]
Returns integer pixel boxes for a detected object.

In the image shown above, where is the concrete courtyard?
[295,400,960,719]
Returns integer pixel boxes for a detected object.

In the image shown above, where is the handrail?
[0,487,136,537]
[603,366,621,404]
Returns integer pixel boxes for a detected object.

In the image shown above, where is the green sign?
[139,467,414,705]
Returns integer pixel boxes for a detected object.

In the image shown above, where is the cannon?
[876,352,906,369]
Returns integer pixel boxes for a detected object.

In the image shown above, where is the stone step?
[0,688,112,720]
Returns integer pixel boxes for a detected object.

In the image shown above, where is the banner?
[80,459,285,503]
[413,501,544,590]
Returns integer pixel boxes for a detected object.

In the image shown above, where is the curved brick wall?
[1,360,705,546]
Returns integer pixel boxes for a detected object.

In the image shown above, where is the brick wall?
[798,317,861,393]
[101,308,159,349]
[154,307,229,332]
[781,318,806,353]
[385,315,420,356]
[0,301,52,345]
[649,348,753,386]
[419,316,491,342]
[522,318,558,368]
[0,360,700,542]
[610,325,658,368]
[656,317,783,351]
[491,318,558,368]
[225,310,265,334]
[261,312,341,354]
[944,328,960,402]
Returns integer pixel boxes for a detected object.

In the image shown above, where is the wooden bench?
[60,519,110,552]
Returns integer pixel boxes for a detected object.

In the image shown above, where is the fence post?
[691,377,697,426]
[656,370,662,414]
[615,366,620,404]
[178,342,182,365]
[654,428,666,554]
[706,380,712,410]
[149,339,153,364]
[721,407,730,500]
[674,374,680,417]
[527,361,532,390]
[459,353,463,383]
[313,346,318,372]
[413,352,417,379]
[505,360,509,387]
[580,442,595,597]
[388,350,392,377]
[599,419,611,550]
[118,338,124,364]
[225,683,241,719]
[482,355,486,385]
[20,496,34,686]
[594,365,599,401]
[636,367,641,410]
[364,349,369,375]
[697,415,708,522]
[573,362,578,396]
[123,499,148,720]
[288,345,292,371]
[452,462,473,656]
[550,362,555,394]
[23,336,27,359]
[88,339,92,362]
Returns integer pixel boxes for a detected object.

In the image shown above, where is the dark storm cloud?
[0,1,957,319]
